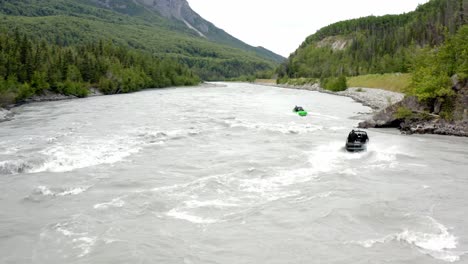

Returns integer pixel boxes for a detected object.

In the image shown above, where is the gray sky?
[187,0,430,57]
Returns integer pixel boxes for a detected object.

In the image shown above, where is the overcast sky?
[186,0,430,57]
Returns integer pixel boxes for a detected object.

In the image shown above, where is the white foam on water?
[54,224,97,258]
[292,191,334,203]
[33,186,90,197]
[351,217,465,262]
[26,125,210,174]
[56,187,89,196]
[94,197,126,210]
[224,119,322,134]
[0,146,19,155]
[30,136,141,173]
[306,141,415,174]
[73,237,97,258]
[308,141,359,173]
[0,159,36,175]
[36,186,55,196]
[166,208,218,224]
[309,112,340,120]
[134,127,202,143]
[239,168,317,194]
[340,168,358,176]
[329,126,347,131]
[149,173,228,194]
[160,169,311,225]
[184,199,240,209]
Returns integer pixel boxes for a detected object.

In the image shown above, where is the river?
[1,82,467,263]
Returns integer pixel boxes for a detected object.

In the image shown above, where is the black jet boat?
[345,130,369,152]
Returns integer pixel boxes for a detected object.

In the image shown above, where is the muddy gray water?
[1,83,467,263]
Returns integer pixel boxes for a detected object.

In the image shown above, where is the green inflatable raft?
[293,106,308,116]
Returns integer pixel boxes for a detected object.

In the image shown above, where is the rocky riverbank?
[255,82,404,111]
[256,81,468,137]
[0,88,103,123]
[358,76,468,137]
[0,108,12,122]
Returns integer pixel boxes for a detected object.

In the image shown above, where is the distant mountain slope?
[0,0,284,80]
[279,0,466,79]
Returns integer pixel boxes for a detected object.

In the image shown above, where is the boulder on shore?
[0,108,12,122]
[359,78,468,137]
[358,96,426,129]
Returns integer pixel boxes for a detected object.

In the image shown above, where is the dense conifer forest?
[279,0,466,80]
[0,0,281,82]
[0,31,200,107]
[279,0,467,103]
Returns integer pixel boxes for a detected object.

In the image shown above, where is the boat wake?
[350,216,465,262]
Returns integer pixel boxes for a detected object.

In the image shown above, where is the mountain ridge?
[0,0,284,79]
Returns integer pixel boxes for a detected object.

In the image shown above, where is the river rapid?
[1,82,467,263]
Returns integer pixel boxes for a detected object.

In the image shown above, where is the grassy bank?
[255,79,277,84]
[347,73,411,93]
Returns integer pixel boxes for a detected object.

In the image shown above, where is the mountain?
[0,0,284,80]
[86,0,284,63]
[278,0,466,79]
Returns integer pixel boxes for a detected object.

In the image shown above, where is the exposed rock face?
[138,0,209,37]
[316,36,350,51]
[85,0,284,63]
[358,96,425,128]
[91,0,211,37]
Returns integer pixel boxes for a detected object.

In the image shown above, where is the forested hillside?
[0,0,283,80]
[279,0,466,79]
[0,31,200,107]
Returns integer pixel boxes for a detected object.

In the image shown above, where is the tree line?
[0,0,279,82]
[0,30,200,107]
[278,0,466,79]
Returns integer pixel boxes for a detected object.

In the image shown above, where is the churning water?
[1,83,467,263]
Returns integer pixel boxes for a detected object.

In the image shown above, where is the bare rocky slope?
[88,0,284,63]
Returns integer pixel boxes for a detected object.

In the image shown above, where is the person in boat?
[293,106,304,112]
[348,130,357,142]
[348,129,369,143]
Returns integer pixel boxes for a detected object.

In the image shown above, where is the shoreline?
[3,82,466,137]
[253,82,404,112]
[0,82,404,123]
[0,89,103,123]
[0,83,217,123]
[254,81,467,137]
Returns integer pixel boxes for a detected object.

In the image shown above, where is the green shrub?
[15,83,34,102]
[0,91,15,107]
[439,97,455,121]
[58,81,90,97]
[394,106,413,120]
[321,76,348,92]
